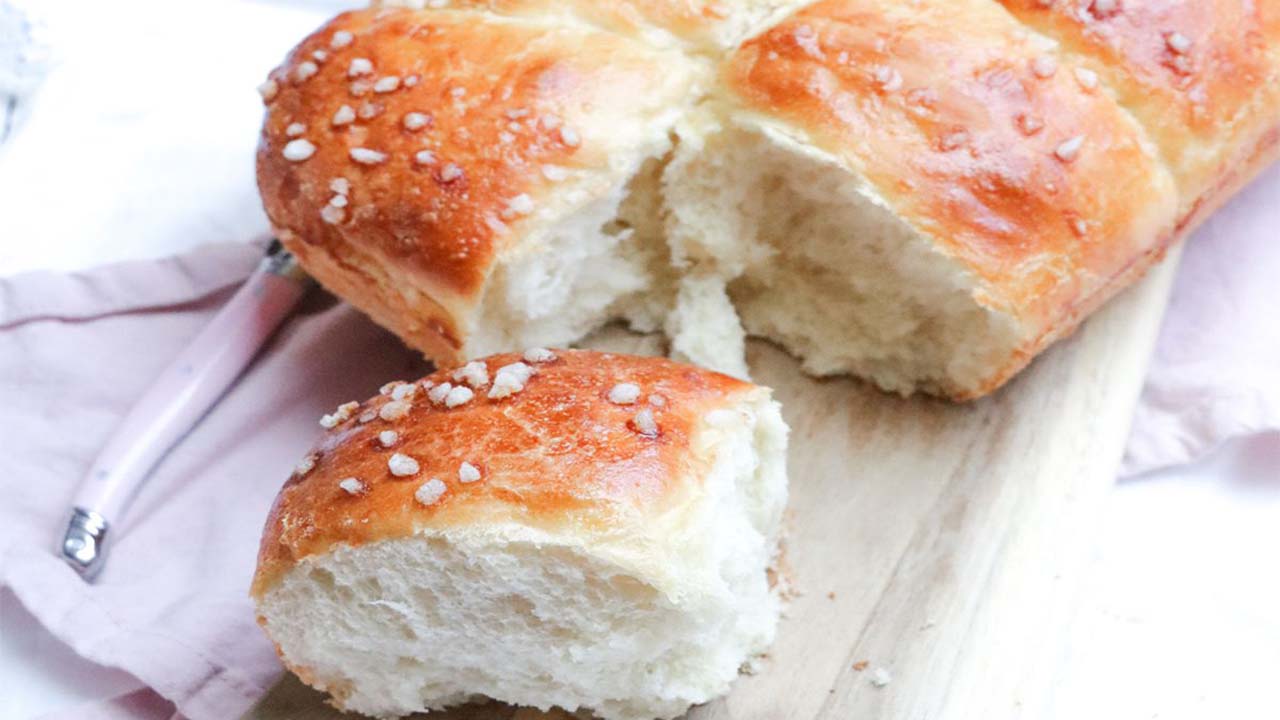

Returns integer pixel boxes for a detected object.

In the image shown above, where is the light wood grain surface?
[247,251,1181,720]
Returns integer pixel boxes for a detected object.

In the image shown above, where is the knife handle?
[61,248,310,578]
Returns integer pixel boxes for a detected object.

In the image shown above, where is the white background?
[1,1,1277,718]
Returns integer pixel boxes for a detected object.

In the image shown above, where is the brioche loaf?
[256,0,1280,399]
[251,350,789,719]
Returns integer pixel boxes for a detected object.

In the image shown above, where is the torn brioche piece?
[251,349,789,720]
[664,0,1182,398]
[257,1,1280,400]
[256,8,708,365]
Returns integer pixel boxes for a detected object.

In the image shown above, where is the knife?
[59,240,312,580]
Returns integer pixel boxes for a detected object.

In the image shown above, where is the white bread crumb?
[414,478,447,506]
[282,139,316,162]
[608,383,641,405]
[632,408,659,437]
[427,382,453,405]
[320,401,359,428]
[390,383,417,401]
[444,385,475,408]
[488,363,535,399]
[388,453,420,477]
[452,361,489,389]
[488,372,524,399]
[522,347,556,363]
[294,454,317,476]
[379,400,411,421]
[458,462,481,483]
[497,362,534,384]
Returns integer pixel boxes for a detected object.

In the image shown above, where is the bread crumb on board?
[870,668,892,688]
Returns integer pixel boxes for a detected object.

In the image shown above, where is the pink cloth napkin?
[1121,162,1280,477]
[1,164,1278,719]
[37,689,179,720]
[0,241,430,720]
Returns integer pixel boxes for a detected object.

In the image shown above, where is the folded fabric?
[1121,162,1280,477]
[36,688,178,720]
[0,242,431,720]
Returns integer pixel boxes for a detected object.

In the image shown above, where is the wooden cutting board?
[247,252,1181,720]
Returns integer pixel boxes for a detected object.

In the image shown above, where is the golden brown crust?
[256,0,1280,401]
[968,118,1280,400]
[251,350,758,596]
[725,0,1179,334]
[278,222,468,362]
[258,7,702,362]
[994,0,1280,212]
[929,0,1280,398]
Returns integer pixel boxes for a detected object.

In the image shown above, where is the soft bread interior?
[461,112,1022,396]
[663,272,750,380]
[376,1,806,52]
[466,155,674,358]
[256,392,788,720]
[662,120,1024,397]
[467,147,753,380]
